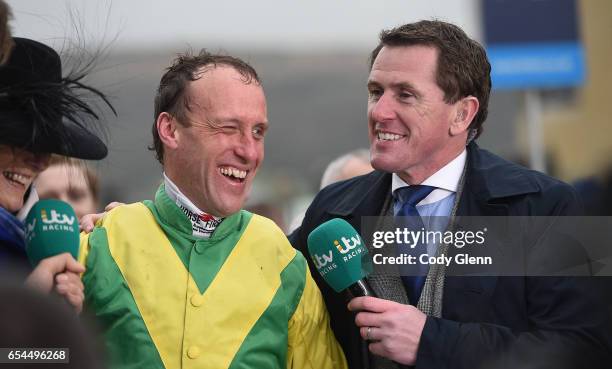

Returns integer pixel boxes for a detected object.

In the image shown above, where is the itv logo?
[313,250,333,269]
[41,209,76,225]
[312,233,363,269]
[333,234,362,254]
[25,218,37,242]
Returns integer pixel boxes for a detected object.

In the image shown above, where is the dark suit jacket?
[289,143,612,369]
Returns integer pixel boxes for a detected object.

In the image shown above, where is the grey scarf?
[364,164,467,369]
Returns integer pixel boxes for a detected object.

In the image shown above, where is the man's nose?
[235,135,260,163]
[370,93,396,122]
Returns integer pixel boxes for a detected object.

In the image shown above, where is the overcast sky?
[8,0,481,52]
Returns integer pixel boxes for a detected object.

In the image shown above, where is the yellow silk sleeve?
[287,267,348,369]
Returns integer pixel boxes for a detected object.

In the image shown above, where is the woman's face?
[0,145,50,213]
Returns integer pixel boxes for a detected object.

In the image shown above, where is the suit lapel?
[327,171,410,305]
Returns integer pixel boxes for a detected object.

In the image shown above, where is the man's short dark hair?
[151,50,261,164]
[369,20,491,139]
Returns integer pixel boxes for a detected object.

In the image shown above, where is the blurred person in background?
[35,158,100,218]
[79,50,346,369]
[320,148,373,189]
[287,148,373,233]
[573,165,612,216]
[0,0,114,312]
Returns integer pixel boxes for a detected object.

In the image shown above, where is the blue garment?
[0,206,28,270]
[393,185,436,304]
[393,191,456,256]
[0,207,25,253]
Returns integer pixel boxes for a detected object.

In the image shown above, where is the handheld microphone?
[24,199,79,267]
[307,218,376,298]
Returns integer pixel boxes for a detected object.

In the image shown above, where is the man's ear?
[450,96,479,136]
[157,112,179,150]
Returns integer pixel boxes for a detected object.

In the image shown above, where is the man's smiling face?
[367,45,464,184]
[164,65,268,217]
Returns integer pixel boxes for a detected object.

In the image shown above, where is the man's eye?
[398,91,414,100]
[69,190,86,201]
[252,126,266,139]
[221,125,239,133]
[368,89,382,100]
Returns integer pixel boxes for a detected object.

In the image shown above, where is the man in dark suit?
[289,20,612,369]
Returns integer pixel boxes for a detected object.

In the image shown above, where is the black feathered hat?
[0,37,114,160]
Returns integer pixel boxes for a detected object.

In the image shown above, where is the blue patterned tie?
[394,185,436,304]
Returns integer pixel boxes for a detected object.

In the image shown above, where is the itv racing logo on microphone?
[25,218,37,243]
[312,250,334,271]
[312,232,365,276]
[40,209,76,232]
[334,234,364,261]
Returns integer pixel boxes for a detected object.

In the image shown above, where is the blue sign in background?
[483,0,585,89]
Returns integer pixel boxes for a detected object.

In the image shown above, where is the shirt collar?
[392,149,467,194]
[163,172,223,238]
